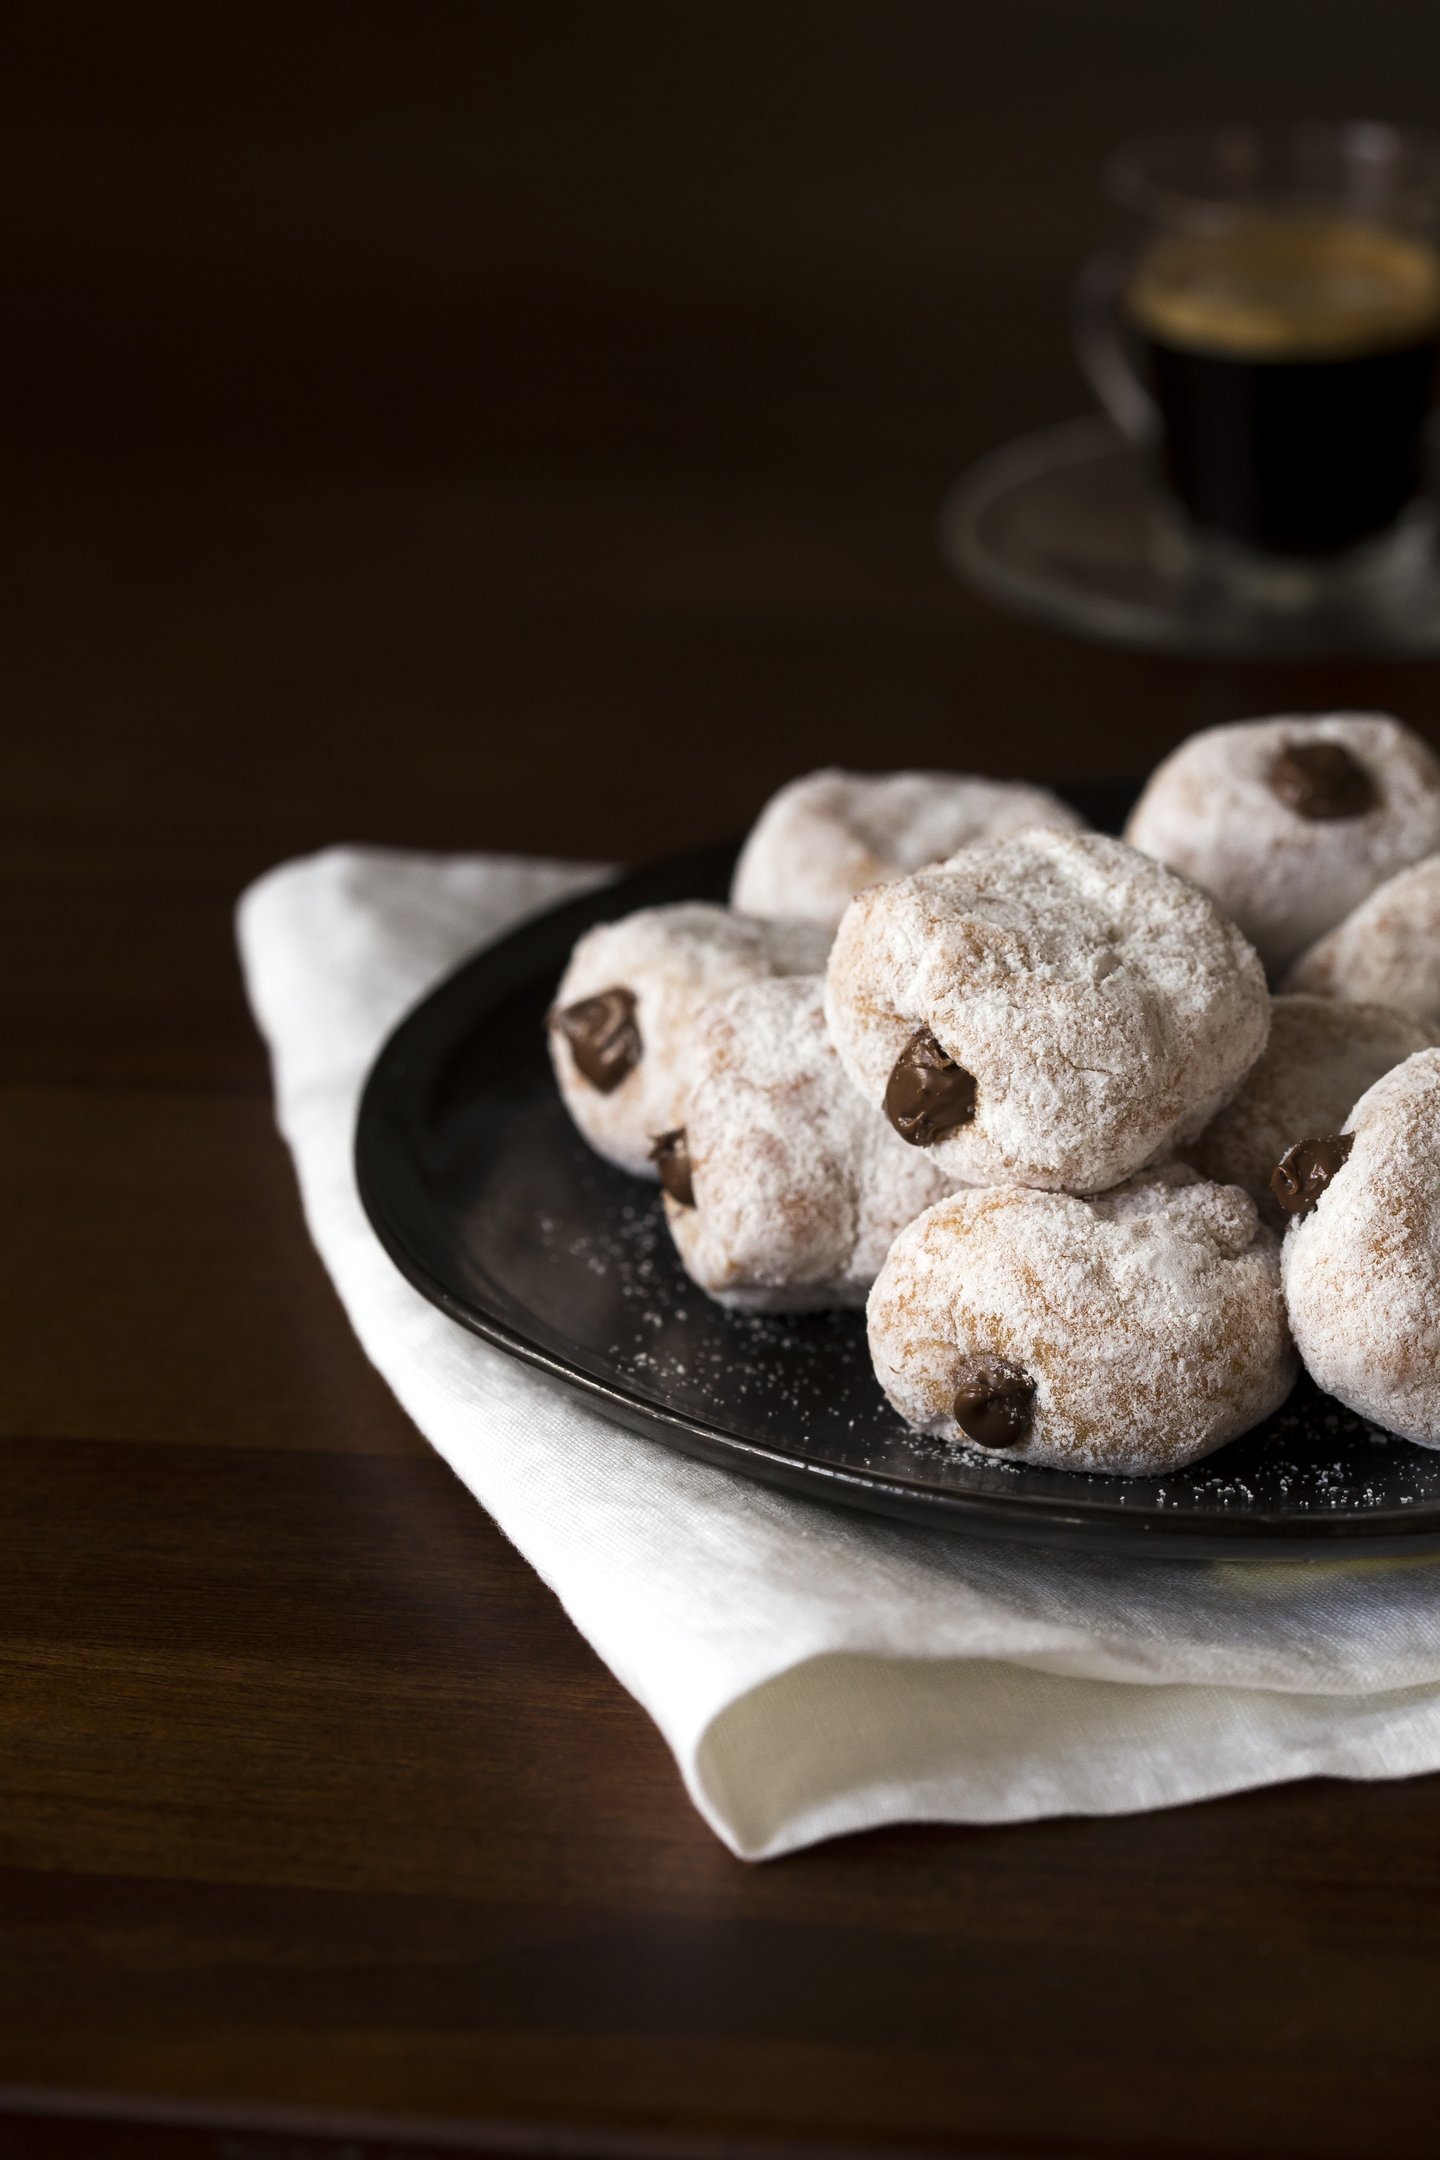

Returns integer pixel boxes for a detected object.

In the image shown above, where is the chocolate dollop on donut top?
[553,986,641,1093]
[649,1128,695,1207]
[1269,741,1378,821]
[884,1027,977,1146]
[1270,1131,1355,1219]
[952,1359,1035,1449]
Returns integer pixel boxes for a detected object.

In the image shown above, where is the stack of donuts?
[547,718,1440,1476]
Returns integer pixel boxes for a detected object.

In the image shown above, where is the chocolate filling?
[552,985,641,1093]
[1270,1131,1355,1219]
[884,1027,977,1147]
[952,1359,1035,1450]
[649,1128,695,1207]
[1269,740,1377,821]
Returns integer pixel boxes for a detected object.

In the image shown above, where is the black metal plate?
[355,783,1440,1558]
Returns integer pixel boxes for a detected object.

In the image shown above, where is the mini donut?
[823,827,1269,1193]
[657,976,953,1311]
[548,905,829,1177]
[1188,993,1439,1227]
[731,767,1085,928]
[1285,853,1440,1024]
[1281,1049,1440,1446]
[1124,713,1440,974]
[867,1164,1296,1475]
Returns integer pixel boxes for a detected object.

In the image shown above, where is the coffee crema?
[1126,217,1440,556]
[1127,217,1440,361]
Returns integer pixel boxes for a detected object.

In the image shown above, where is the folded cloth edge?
[236,843,1440,1860]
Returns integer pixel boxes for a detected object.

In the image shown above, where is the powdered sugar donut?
[657,976,953,1310]
[1189,994,1439,1227]
[1281,1050,1440,1446]
[823,827,1269,1193]
[868,1164,1295,1475]
[1285,854,1440,1023]
[1124,713,1440,974]
[731,768,1085,928]
[548,905,829,1178]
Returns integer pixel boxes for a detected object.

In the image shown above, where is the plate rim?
[354,824,1440,1560]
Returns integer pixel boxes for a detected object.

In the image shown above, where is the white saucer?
[940,415,1440,658]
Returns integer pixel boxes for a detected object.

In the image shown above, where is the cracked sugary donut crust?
[1285,853,1440,1024]
[731,767,1085,928]
[662,977,953,1310]
[823,827,1270,1193]
[1124,713,1440,974]
[1282,1049,1440,1446]
[549,904,830,1177]
[868,1164,1296,1475]
[1189,993,1440,1227]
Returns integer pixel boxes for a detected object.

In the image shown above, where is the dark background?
[12,1,1440,891]
[7,6,1440,2155]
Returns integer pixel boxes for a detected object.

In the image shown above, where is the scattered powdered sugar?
[528,1144,1440,1511]
[536,1183,878,1432]
[730,767,1084,928]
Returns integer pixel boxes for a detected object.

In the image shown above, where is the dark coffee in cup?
[1127,219,1440,556]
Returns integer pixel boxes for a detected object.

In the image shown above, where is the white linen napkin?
[238,845,1440,1859]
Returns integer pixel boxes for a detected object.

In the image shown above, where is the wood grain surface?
[5,5,1440,2155]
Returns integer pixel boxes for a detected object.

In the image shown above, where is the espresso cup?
[1075,124,1440,564]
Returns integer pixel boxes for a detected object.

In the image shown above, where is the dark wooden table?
[7,6,1440,2155]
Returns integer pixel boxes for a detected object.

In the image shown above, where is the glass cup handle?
[1072,248,1159,443]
